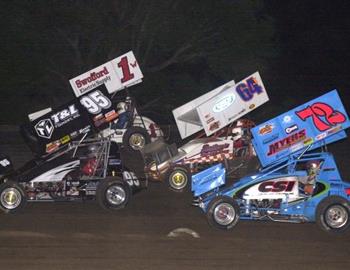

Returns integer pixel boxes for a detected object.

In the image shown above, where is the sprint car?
[142,119,259,191]
[191,90,350,233]
[21,51,162,158]
[141,72,269,191]
[0,134,143,213]
[22,88,163,158]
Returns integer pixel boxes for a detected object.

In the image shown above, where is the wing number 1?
[118,56,135,83]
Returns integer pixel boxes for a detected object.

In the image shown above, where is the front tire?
[166,166,190,192]
[0,181,27,213]
[97,177,131,211]
[206,196,240,230]
[316,196,350,233]
[122,126,151,153]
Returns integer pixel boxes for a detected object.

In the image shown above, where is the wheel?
[96,177,131,211]
[0,181,27,213]
[166,166,190,191]
[206,196,240,230]
[316,196,350,233]
[122,126,151,152]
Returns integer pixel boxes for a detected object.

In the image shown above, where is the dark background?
[1,2,350,269]
[1,0,350,125]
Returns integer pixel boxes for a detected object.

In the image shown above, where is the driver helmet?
[116,101,127,114]
[86,144,99,157]
[125,96,132,104]
[231,127,243,141]
[306,160,321,176]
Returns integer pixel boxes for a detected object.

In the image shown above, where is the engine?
[23,179,98,201]
[251,199,282,209]
[246,199,282,218]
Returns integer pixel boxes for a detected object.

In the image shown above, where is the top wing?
[173,72,269,139]
[69,51,143,97]
[251,90,350,168]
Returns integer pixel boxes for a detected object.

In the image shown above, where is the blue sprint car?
[192,90,350,233]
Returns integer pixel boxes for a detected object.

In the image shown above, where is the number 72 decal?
[296,102,346,132]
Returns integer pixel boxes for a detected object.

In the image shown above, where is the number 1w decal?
[118,56,135,83]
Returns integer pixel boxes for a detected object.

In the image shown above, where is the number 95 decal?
[80,90,112,114]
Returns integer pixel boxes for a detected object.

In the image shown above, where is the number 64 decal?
[236,76,263,101]
[80,90,112,114]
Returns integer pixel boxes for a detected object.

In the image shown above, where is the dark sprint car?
[0,134,143,213]
[192,90,350,233]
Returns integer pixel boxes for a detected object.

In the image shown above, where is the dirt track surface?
[1,130,350,270]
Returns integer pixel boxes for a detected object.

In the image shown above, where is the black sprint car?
[0,135,144,213]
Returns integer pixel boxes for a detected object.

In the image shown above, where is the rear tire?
[316,196,350,233]
[0,181,27,213]
[97,177,131,211]
[206,196,240,230]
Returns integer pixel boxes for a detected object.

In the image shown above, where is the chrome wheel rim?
[169,171,187,190]
[129,133,146,150]
[214,202,236,226]
[1,187,22,210]
[106,185,126,206]
[325,205,348,229]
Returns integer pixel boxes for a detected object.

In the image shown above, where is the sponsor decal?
[249,104,256,110]
[35,119,54,139]
[206,117,215,124]
[303,137,314,146]
[0,158,11,167]
[70,131,78,139]
[60,135,71,145]
[283,115,292,124]
[327,125,342,135]
[75,66,110,89]
[209,121,220,131]
[267,129,306,156]
[93,114,106,127]
[258,180,296,193]
[290,142,304,153]
[228,108,246,122]
[316,132,327,141]
[79,125,91,134]
[200,143,230,157]
[105,110,118,122]
[262,134,279,144]
[46,141,60,154]
[285,124,298,134]
[213,93,236,113]
[50,104,80,127]
[259,124,274,135]
[35,104,82,140]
